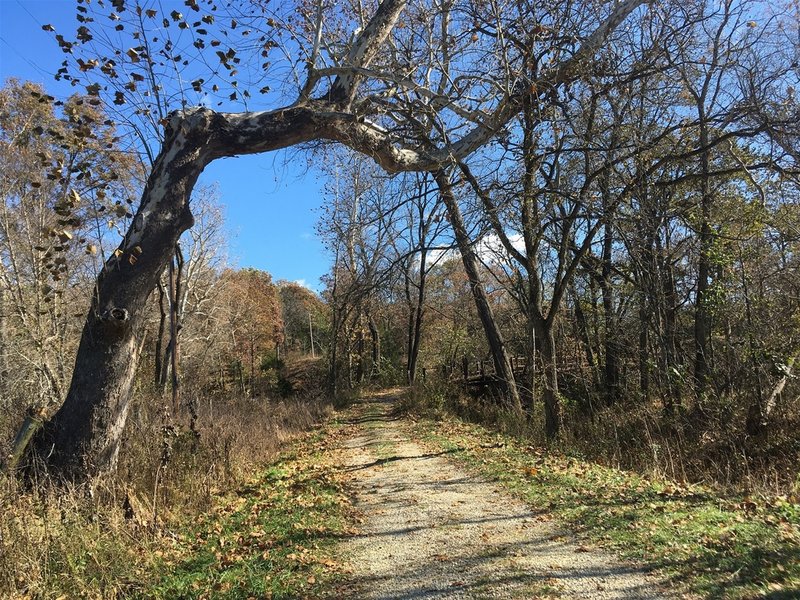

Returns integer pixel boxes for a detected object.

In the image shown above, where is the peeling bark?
[34,109,213,479]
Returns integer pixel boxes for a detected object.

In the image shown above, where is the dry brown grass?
[562,396,800,496]
[0,369,333,599]
[402,381,800,497]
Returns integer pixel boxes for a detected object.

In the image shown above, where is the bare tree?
[394,174,448,384]
[26,0,649,480]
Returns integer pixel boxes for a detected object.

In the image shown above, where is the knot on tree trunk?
[99,307,130,327]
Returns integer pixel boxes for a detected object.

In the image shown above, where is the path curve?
[334,392,671,599]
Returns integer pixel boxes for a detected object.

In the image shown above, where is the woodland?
[1,0,799,597]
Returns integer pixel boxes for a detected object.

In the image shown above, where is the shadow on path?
[333,393,669,600]
[341,449,461,472]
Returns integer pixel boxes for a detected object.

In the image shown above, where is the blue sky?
[0,0,330,291]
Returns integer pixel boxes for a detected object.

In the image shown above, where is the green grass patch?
[142,426,353,599]
[409,416,800,599]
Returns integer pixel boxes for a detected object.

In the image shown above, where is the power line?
[0,35,56,80]
[13,0,47,29]
[0,0,61,81]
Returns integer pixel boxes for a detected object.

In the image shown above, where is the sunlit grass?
[410,415,800,599]
[143,426,353,599]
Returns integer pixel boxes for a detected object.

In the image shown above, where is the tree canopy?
[0,0,795,482]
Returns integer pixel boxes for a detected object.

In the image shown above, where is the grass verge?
[406,412,800,599]
[2,395,351,599]
[142,423,353,599]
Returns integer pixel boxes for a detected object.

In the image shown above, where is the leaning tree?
[24,0,651,481]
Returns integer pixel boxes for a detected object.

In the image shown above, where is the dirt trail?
[334,392,670,599]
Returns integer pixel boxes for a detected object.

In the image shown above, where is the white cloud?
[475,233,525,263]
[420,233,526,270]
[294,278,311,289]
[424,247,459,268]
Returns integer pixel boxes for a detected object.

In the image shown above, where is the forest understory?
[2,381,798,599]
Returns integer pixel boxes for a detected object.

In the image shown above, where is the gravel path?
[335,392,671,599]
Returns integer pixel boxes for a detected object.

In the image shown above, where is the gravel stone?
[335,393,672,599]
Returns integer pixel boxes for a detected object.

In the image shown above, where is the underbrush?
[0,385,334,598]
[404,398,800,598]
[565,394,800,497]
[399,380,800,497]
